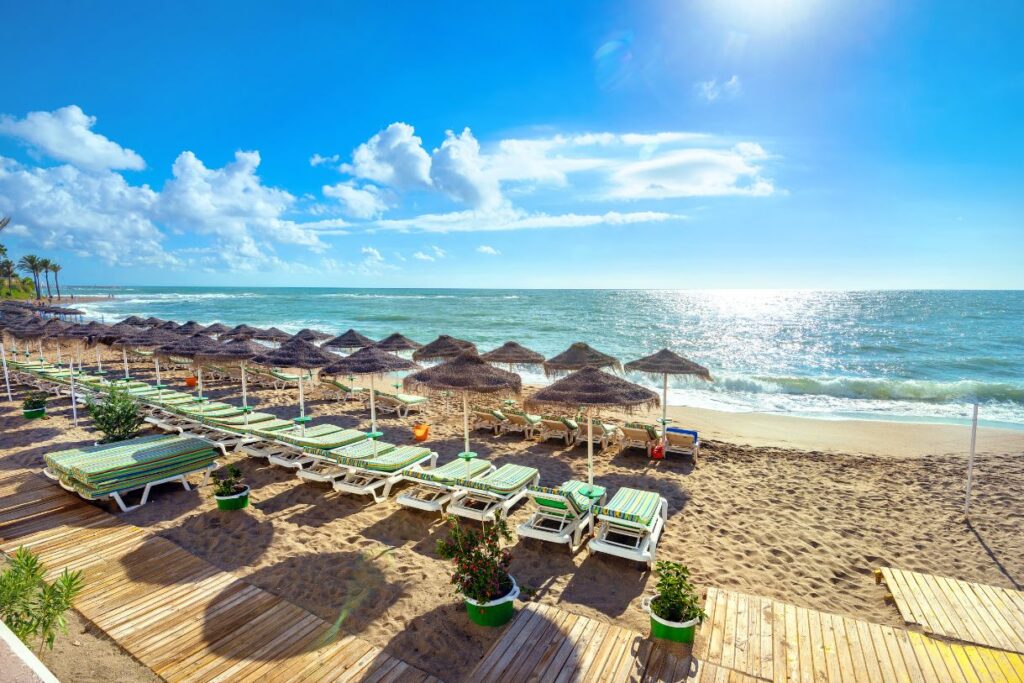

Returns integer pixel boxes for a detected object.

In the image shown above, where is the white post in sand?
[68,357,78,427]
[964,403,979,518]
[462,393,472,477]
[1,342,12,401]
[369,374,377,433]
[56,342,62,365]
[661,373,669,451]
[297,373,306,435]
[96,345,104,373]
[122,347,129,379]
[197,365,204,398]
[37,339,43,360]
[586,411,595,491]
[241,362,249,425]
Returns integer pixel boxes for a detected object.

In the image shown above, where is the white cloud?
[0,105,145,171]
[695,75,742,102]
[609,144,773,199]
[0,156,172,266]
[361,246,383,262]
[369,206,682,233]
[431,245,446,258]
[430,128,503,210]
[476,245,500,255]
[310,153,340,167]
[341,122,432,189]
[413,251,435,261]
[323,181,389,219]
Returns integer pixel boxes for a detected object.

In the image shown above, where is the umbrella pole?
[96,346,103,373]
[122,348,129,379]
[587,412,594,489]
[463,393,471,477]
[298,374,306,436]
[662,373,669,451]
[68,356,78,427]
[198,366,204,399]
[1,342,12,402]
[241,363,249,426]
[56,342,62,365]
[965,403,979,518]
[38,339,43,361]
[369,375,377,433]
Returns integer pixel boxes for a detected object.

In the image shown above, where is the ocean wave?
[712,375,1024,404]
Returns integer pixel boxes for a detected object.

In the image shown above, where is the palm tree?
[50,262,63,299]
[17,255,43,299]
[39,259,53,299]
[0,259,14,295]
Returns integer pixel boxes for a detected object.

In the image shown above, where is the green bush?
[21,392,48,411]
[0,546,83,650]
[86,387,144,443]
[649,561,706,624]
[213,466,246,497]
[436,514,513,603]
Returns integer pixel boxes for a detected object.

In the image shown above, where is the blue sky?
[1,0,1021,289]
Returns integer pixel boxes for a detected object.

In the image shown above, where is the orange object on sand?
[185,376,198,388]
[413,423,430,442]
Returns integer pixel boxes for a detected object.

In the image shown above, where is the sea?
[63,287,1024,430]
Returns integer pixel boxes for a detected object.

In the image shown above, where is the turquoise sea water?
[65,287,1024,429]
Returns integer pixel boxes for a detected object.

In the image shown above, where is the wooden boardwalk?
[879,567,1024,655]
[468,602,760,682]
[0,472,440,683]
[696,587,1024,682]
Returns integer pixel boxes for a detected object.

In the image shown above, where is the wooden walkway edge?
[879,566,1024,655]
[696,586,1024,682]
[0,471,441,683]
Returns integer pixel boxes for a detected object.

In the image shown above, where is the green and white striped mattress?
[451,464,538,495]
[591,487,662,528]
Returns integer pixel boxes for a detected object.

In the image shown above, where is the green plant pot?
[22,408,46,419]
[643,597,699,643]
[464,576,519,627]
[215,486,250,511]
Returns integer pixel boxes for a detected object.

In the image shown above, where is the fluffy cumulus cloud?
[476,245,500,255]
[429,128,502,210]
[0,105,145,171]
[340,122,432,190]
[369,206,681,233]
[609,144,773,199]
[323,181,389,219]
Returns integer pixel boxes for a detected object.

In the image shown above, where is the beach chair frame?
[395,461,498,513]
[471,409,507,435]
[517,487,607,553]
[537,419,578,446]
[588,496,668,568]
[332,450,438,503]
[447,471,541,522]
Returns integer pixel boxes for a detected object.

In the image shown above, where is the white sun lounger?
[330,446,437,502]
[517,480,607,553]
[447,464,540,522]
[588,487,668,568]
[296,440,397,484]
[395,457,495,512]
[537,417,578,446]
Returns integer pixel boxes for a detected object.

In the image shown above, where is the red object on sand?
[185,376,198,388]
[651,444,665,460]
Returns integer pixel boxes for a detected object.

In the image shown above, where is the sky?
[0,0,1021,289]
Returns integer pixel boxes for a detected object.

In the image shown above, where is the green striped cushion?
[351,446,431,472]
[591,488,661,528]
[209,412,277,426]
[508,410,541,425]
[68,438,217,485]
[326,380,364,393]
[72,455,218,497]
[626,422,659,439]
[405,458,491,485]
[315,440,395,461]
[383,393,427,405]
[452,464,538,495]
[270,427,364,449]
[527,479,596,515]
[46,434,175,476]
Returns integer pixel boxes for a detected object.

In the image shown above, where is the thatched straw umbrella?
[543,342,621,377]
[252,338,339,431]
[405,350,521,475]
[196,338,264,424]
[203,322,230,336]
[119,315,146,326]
[324,346,419,443]
[293,328,332,343]
[527,367,659,493]
[176,321,207,335]
[143,316,165,327]
[158,320,181,332]
[323,329,376,352]
[480,341,546,369]
[155,334,225,399]
[375,332,422,354]
[77,321,111,373]
[413,335,477,362]
[255,326,291,344]
[224,324,260,339]
[624,349,712,450]
[97,323,143,378]
[42,320,70,365]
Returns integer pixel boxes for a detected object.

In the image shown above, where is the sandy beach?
[1,354,1023,681]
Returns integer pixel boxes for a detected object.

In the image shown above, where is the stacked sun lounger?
[43,434,219,512]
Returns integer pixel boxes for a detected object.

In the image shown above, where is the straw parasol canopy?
[528,367,659,491]
[323,345,419,377]
[323,329,376,351]
[202,322,230,335]
[405,350,521,469]
[255,326,291,343]
[119,316,146,326]
[412,335,477,362]
[155,333,226,397]
[115,328,180,387]
[543,342,621,377]
[225,324,260,338]
[143,316,165,327]
[480,341,545,368]
[375,332,422,352]
[624,349,711,380]
[158,320,181,332]
[176,320,208,335]
[97,323,140,346]
[292,328,332,342]
[196,338,266,417]
[323,346,420,438]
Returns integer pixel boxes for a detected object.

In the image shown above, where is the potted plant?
[212,466,250,510]
[22,392,48,419]
[436,515,519,627]
[642,561,706,643]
